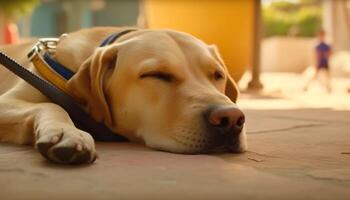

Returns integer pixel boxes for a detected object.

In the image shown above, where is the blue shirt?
[316,42,331,68]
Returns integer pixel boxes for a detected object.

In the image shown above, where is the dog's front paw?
[35,125,97,165]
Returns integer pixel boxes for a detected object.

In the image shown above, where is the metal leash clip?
[27,38,60,60]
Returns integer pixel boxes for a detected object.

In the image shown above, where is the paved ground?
[1,73,350,200]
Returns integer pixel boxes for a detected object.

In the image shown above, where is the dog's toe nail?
[91,153,97,163]
[50,136,60,143]
[76,144,83,151]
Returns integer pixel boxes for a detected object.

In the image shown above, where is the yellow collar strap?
[27,38,74,96]
[27,30,137,99]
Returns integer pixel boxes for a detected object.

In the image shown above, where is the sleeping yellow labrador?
[0,27,246,164]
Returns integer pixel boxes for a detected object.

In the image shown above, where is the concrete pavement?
[0,73,349,200]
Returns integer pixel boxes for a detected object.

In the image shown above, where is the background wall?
[144,0,255,81]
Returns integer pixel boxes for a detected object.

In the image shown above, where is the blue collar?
[44,29,136,80]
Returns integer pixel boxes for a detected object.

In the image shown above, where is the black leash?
[0,52,128,142]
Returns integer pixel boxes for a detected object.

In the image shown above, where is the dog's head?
[67,30,247,154]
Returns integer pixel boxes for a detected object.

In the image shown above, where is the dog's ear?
[66,44,120,126]
[208,45,239,103]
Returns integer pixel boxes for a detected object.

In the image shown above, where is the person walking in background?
[304,29,332,93]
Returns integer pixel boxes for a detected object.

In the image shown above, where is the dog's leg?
[0,96,97,164]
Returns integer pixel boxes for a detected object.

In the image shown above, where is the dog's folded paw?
[35,126,97,165]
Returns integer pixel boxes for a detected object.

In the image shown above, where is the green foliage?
[267,1,299,12]
[263,1,322,38]
[0,0,39,20]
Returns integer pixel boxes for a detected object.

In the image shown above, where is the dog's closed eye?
[139,71,174,82]
[213,70,225,81]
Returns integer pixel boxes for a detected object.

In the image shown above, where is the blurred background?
[0,0,350,99]
[1,2,350,197]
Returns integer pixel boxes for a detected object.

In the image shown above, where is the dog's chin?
[179,129,248,154]
[152,143,247,155]
[143,135,247,154]
[141,127,247,154]
[145,139,206,154]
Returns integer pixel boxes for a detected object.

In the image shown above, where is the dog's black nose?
[205,105,245,135]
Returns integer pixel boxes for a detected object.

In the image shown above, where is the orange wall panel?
[145,0,255,81]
